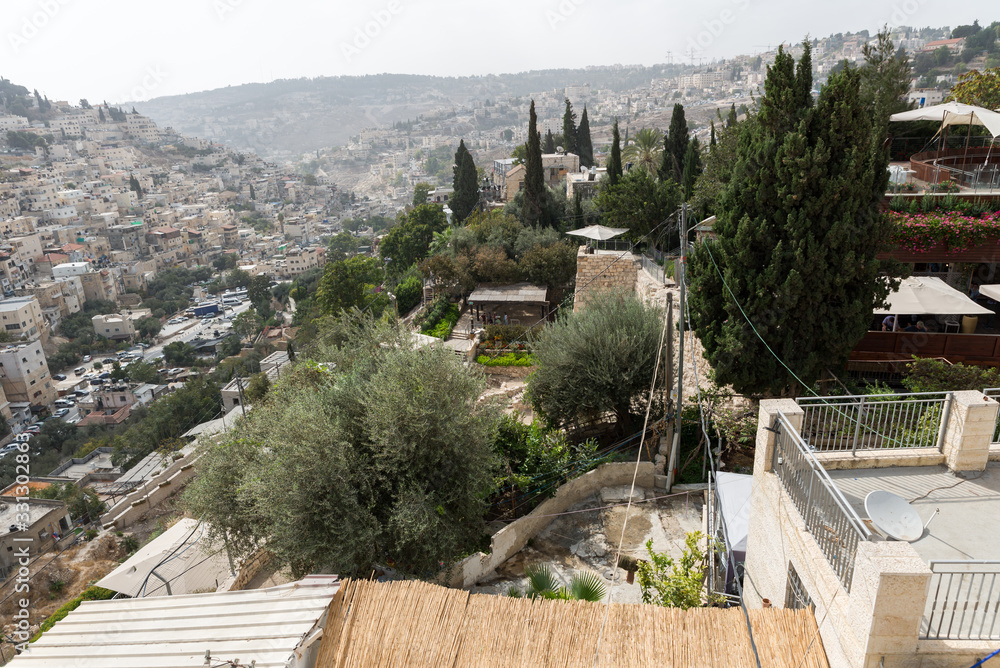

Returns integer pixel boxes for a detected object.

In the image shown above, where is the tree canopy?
[687,43,904,396]
[185,315,499,578]
[528,290,664,434]
[451,139,479,223]
[577,106,594,168]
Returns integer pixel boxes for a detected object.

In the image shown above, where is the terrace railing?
[638,253,667,284]
[772,412,871,591]
[922,561,1000,641]
[796,392,952,453]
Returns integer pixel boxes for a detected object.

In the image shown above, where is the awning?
[874,276,993,316]
[890,101,1000,139]
[980,284,1000,301]
[468,283,548,304]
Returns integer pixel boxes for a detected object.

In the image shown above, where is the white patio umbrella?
[978,284,1000,301]
[874,277,992,331]
[566,224,630,241]
[889,101,1000,139]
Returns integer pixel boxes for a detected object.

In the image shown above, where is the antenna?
[864,490,927,542]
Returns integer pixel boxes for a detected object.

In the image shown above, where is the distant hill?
[133,66,679,157]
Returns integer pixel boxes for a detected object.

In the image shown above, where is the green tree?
[379,204,448,271]
[661,103,689,183]
[623,127,664,176]
[451,139,479,223]
[244,371,270,403]
[542,129,556,153]
[636,532,720,609]
[233,310,264,341]
[687,44,903,396]
[903,358,1000,392]
[680,137,703,200]
[607,119,623,186]
[227,268,251,288]
[861,27,913,119]
[595,169,681,242]
[247,274,272,313]
[213,253,238,271]
[184,316,499,577]
[162,341,196,367]
[561,98,578,155]
[528,290,663,433]
[517,241,577,291]
[110,361,127,382]
[126,360,159,384]
[522,100,546,227]
[947,67,1000,110]
[249,183,256,200]
[315,256,387,315]
[411,182,432,208]
[576,105,594,168]
[327,231,359,261]
[135,316,161,340]
[128,174,143,199]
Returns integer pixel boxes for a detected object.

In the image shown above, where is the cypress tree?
[727,103,738,128]
[577,106,594,167]
[607,119,623,186]
[249,183,256,200]
[543,129,556,154]
[573,190,584,225]
[522,100,546,227]
[687,43,902,396]
[451,139,479,223]
[681,137,702,200]
[562,99,577,155]
[661,103,689,183]
[709,121,717,151]
[98,107,106,123]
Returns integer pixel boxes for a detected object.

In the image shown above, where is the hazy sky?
[3,0,992,103]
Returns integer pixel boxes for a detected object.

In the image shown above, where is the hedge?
[31,586,116,642]
[476,352,535,367]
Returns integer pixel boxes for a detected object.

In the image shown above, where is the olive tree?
[185,315,499,578]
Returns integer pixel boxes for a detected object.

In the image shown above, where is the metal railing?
[922,561,1000,640]
[984,388,1000,445]
[796,392,952,453]
[772,412,871,591]
[639,253,667,284]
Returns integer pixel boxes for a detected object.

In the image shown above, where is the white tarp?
[716,472,753,553]
[566,224,629,241]
[889,101,1000,139]
[873,276,993,316]
[979,284,1000,301]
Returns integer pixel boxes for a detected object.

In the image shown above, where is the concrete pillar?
[942,390,998,472]
[753,399,804,474]
[844,541,931,668]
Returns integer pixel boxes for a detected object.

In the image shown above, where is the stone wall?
[102,457,199,530]
[572,247,638,311]
[447,461,655,588]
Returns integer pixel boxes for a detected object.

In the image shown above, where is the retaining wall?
[102,458,199,530]
[100,451,194,523]
[447,461,655,588]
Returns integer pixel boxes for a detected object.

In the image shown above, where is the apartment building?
[91,314,135,341]
[0,296,46,342]
[741,391,1000,667]
[283,247,326,278]
[146,226,184,254]
[53,262,117,304]
[0,340,55,406]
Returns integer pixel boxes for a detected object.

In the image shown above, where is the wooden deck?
[851,331,1000,366]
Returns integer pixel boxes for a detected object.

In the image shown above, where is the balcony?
[745,391,1000,667]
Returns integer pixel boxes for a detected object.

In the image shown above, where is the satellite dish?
[865,490,924,541]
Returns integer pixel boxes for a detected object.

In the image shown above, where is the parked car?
[24,425,41,434]
[102,357,116,364]
[52,373,67,381]
[72,389,90,398]
[53,408,70,418]
[82,355,92,362]
[98,371,111,379]
[54,398,75,407]
[13,433,31,443]
[74,367,86,376]
[168,368,184,375]
[89,378,104,386]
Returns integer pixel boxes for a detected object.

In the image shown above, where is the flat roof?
[10,576,339,667]
[469,282,548,304]
[0,496,63,531]
[829,463,1000,563]
[50,451,118,481]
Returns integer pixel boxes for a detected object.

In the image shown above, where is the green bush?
[31,586,116,641]
[422,300,460,340]
[476,353,535,367]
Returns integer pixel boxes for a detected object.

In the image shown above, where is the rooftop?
[0,496,64,532]
[829,463,1000,563]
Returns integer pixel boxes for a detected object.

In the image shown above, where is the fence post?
[851,396,865,456]
[936,392,953,453]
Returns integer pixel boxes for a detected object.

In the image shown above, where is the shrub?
[31,586,115,641]
[476,353,534,367]
[85,529,98,541]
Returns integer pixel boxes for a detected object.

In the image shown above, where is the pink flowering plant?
[889,210,1000,254]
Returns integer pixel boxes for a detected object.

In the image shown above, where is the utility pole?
[668,204,687,491]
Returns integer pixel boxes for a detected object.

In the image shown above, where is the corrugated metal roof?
[95,518,231,598]
[468,282,548,304]
[10,575,339,668]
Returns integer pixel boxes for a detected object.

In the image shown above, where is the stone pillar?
[843,541,931,668]
[753,399,803,474]
[942,390,998,472]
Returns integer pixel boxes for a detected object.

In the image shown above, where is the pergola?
[467,282,550,325]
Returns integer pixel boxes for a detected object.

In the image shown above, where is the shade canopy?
[889,101,1000,139]
[980,285,1000,301]
[566,224,629,241]
[874,276,993,316]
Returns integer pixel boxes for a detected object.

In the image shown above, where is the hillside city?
[0,14,1000,668]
